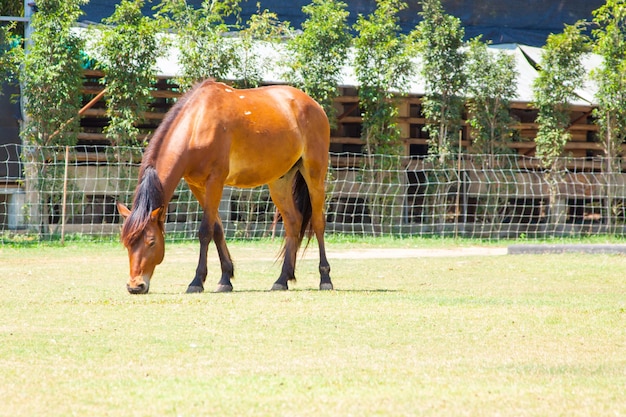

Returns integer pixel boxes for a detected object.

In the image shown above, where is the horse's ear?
[150,206,166,223]
[117,202,131,219]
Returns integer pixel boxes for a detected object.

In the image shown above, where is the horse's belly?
[224,168,277,188]
[224,142,302,188]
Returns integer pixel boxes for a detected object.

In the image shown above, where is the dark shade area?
[80,0,605,47]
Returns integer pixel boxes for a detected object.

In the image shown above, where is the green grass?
[4,231,626,248]
[1,240,625,416]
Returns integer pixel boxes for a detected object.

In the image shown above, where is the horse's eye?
[147,239,156,248]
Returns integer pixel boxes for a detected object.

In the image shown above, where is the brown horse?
[116,80,333,294]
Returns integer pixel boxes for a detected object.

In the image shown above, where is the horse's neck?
[151,160,184,207]
[141,144,186,208]
[146,99,195,206]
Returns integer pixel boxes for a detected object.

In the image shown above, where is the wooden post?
[48,88,107,142]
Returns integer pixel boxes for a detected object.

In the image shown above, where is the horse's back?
[189,81,329,187]
[204,81,327,129]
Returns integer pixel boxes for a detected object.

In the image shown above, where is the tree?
[93,0,164,146]
[532,22,588,171]
[353,0,413,234]
[353,0,413,157]
[591,0,626,166]
[284,0,351,128]
[233,7,290,89]
[20,0,87,146]
[465,37,518,157]
[532,22,588,226]
[415,0,465,162]
[157,0,241,90]
[591,0,626,230]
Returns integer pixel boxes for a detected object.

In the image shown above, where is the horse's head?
[117,202,166,294]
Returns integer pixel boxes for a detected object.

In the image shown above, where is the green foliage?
[157,0,241,90]
[284,0,351,127]
[0,22,22,95]
[0,1,24,47]
[532,22,589,170]
[415,0,466,162]
[465,37,518,156]
[232,6,291,89]
[93,0,164,146]
[20,0,87,146]
[0,0,22,17]
[591,0,626,161]
[353,0,413,157]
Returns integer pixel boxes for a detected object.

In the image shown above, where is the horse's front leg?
[186,212,235,293]
[212,218,234,293]
[186,213,211,293]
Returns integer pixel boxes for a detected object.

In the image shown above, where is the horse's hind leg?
[301,156,333,290]
[313,220,332,290]
[305,180,333,289]
[268,171,301,291]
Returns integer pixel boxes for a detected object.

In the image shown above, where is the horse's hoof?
[271,283,288,291]
[186,285,204,294]
[215,284,233,293]
[320,282,334,291]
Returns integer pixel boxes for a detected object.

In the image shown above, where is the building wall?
[0,81,21,179]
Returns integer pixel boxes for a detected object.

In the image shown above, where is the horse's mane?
[141,80,205,169]
[121,82,207,246]
[121,166,164,247]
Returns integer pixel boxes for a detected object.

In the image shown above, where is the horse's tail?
[278,168,313,262]
[293,170,313,251]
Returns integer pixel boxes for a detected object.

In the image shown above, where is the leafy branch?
[284,0,351,128]
[20,0,87,146]
[415,0,466,164]
[92,0,164,146]
[465,37,518,157]
[532,22,588,171]
[353,0,413,157]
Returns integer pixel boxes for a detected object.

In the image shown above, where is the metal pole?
[455,129,463,239]
[19,1,43,236]
[60,145,69,245]
[23,0,33,50]
[21,1,33,122]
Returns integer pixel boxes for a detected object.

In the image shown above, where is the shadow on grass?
[146,288,399,295]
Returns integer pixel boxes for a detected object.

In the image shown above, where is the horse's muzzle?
[127,283,149,294]
[127,277,150,294]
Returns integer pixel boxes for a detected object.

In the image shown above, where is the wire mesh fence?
[2,144,626,243]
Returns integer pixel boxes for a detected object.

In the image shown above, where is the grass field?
[1,238,625,416]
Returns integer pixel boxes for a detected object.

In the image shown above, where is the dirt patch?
[319,247,508,260]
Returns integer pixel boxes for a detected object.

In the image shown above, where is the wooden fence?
[76,71,602,162]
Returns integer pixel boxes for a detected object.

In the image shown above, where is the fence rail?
[2,144,626,243]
